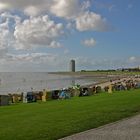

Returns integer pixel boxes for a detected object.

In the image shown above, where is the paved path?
[59,114,140,140]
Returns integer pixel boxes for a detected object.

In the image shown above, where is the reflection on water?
[0,72,107,94]
[71,79,75,86]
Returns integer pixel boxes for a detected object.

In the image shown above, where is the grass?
[1,89,140,140]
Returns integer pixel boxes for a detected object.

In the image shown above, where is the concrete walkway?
[59,114,140,140]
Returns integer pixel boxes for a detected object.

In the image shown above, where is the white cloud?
[66,22,74,29]
[24,6,40,16]
[0,17,13,54]
[1,12,21,24]
[75,11,109,32]
[129,56,136,62]
[50,0,81,19]
[0,2,9,10]
[128,56,140,64]
[14,15,64,50]
[0,0,87,17]
[0,0,111,33]
[0,0,114,72]
[50,0,94,21]
[81,1,91,10]
[0,52,60,71]
[82,38,96,47]
[0,0,90,16]
[0,52,70,71]
[1,52,58,64]
[0,0,52,16]
[74,56,140,71]
[49,41,62,48]
[50,0,112,33]
[0,12,64,50]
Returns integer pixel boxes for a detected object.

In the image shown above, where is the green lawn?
[1,89,140,140]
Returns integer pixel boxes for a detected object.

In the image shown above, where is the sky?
[0,0,140,72]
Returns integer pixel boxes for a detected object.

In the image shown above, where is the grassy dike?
[0,89,140,140]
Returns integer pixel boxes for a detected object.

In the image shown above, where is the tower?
[70,60,75,72]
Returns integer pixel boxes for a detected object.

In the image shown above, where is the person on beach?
[59,88,66,99]
[79,88,89,96]
[58,88,71,99]
[42,89,48,102]
[83,89,89,96]
[108,84,113,93]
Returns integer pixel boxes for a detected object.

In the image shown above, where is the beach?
[0,72,140,95]
[0,72,119,95]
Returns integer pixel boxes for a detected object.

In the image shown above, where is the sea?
[0,72,108,95]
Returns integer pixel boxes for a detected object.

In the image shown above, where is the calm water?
[0,72,107,95]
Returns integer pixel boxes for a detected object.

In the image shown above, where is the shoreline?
[0,74,140,95]
[81,75,140,90]
[95,76,140,89]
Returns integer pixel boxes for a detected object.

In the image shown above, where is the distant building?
[70,60,75,72]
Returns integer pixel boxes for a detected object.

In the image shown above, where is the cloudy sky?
[0,0,140,72]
